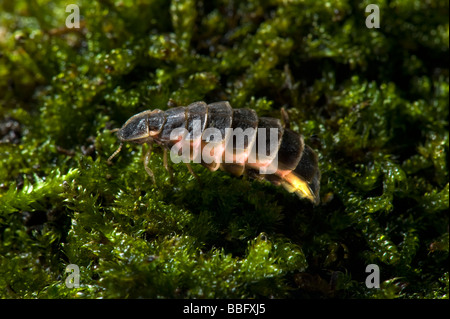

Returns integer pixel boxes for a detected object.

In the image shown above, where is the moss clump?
[0,0,448,298]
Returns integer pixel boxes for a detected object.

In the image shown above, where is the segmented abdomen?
[155,101,320,204]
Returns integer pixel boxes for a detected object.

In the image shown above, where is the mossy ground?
[0,0,448,299]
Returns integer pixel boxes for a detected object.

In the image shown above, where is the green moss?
[0,0,448,299]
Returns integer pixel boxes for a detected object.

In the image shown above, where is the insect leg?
[185,162,200,181]
[143,144,156,185]
[163,148,174,182]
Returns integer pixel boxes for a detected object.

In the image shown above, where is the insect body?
[108,101,321,204]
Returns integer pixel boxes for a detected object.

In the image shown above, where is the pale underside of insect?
[108,101,321,204]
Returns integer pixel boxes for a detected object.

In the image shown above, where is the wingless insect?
[108,101,321,204]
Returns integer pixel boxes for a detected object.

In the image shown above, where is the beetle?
[108,101,321,204]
